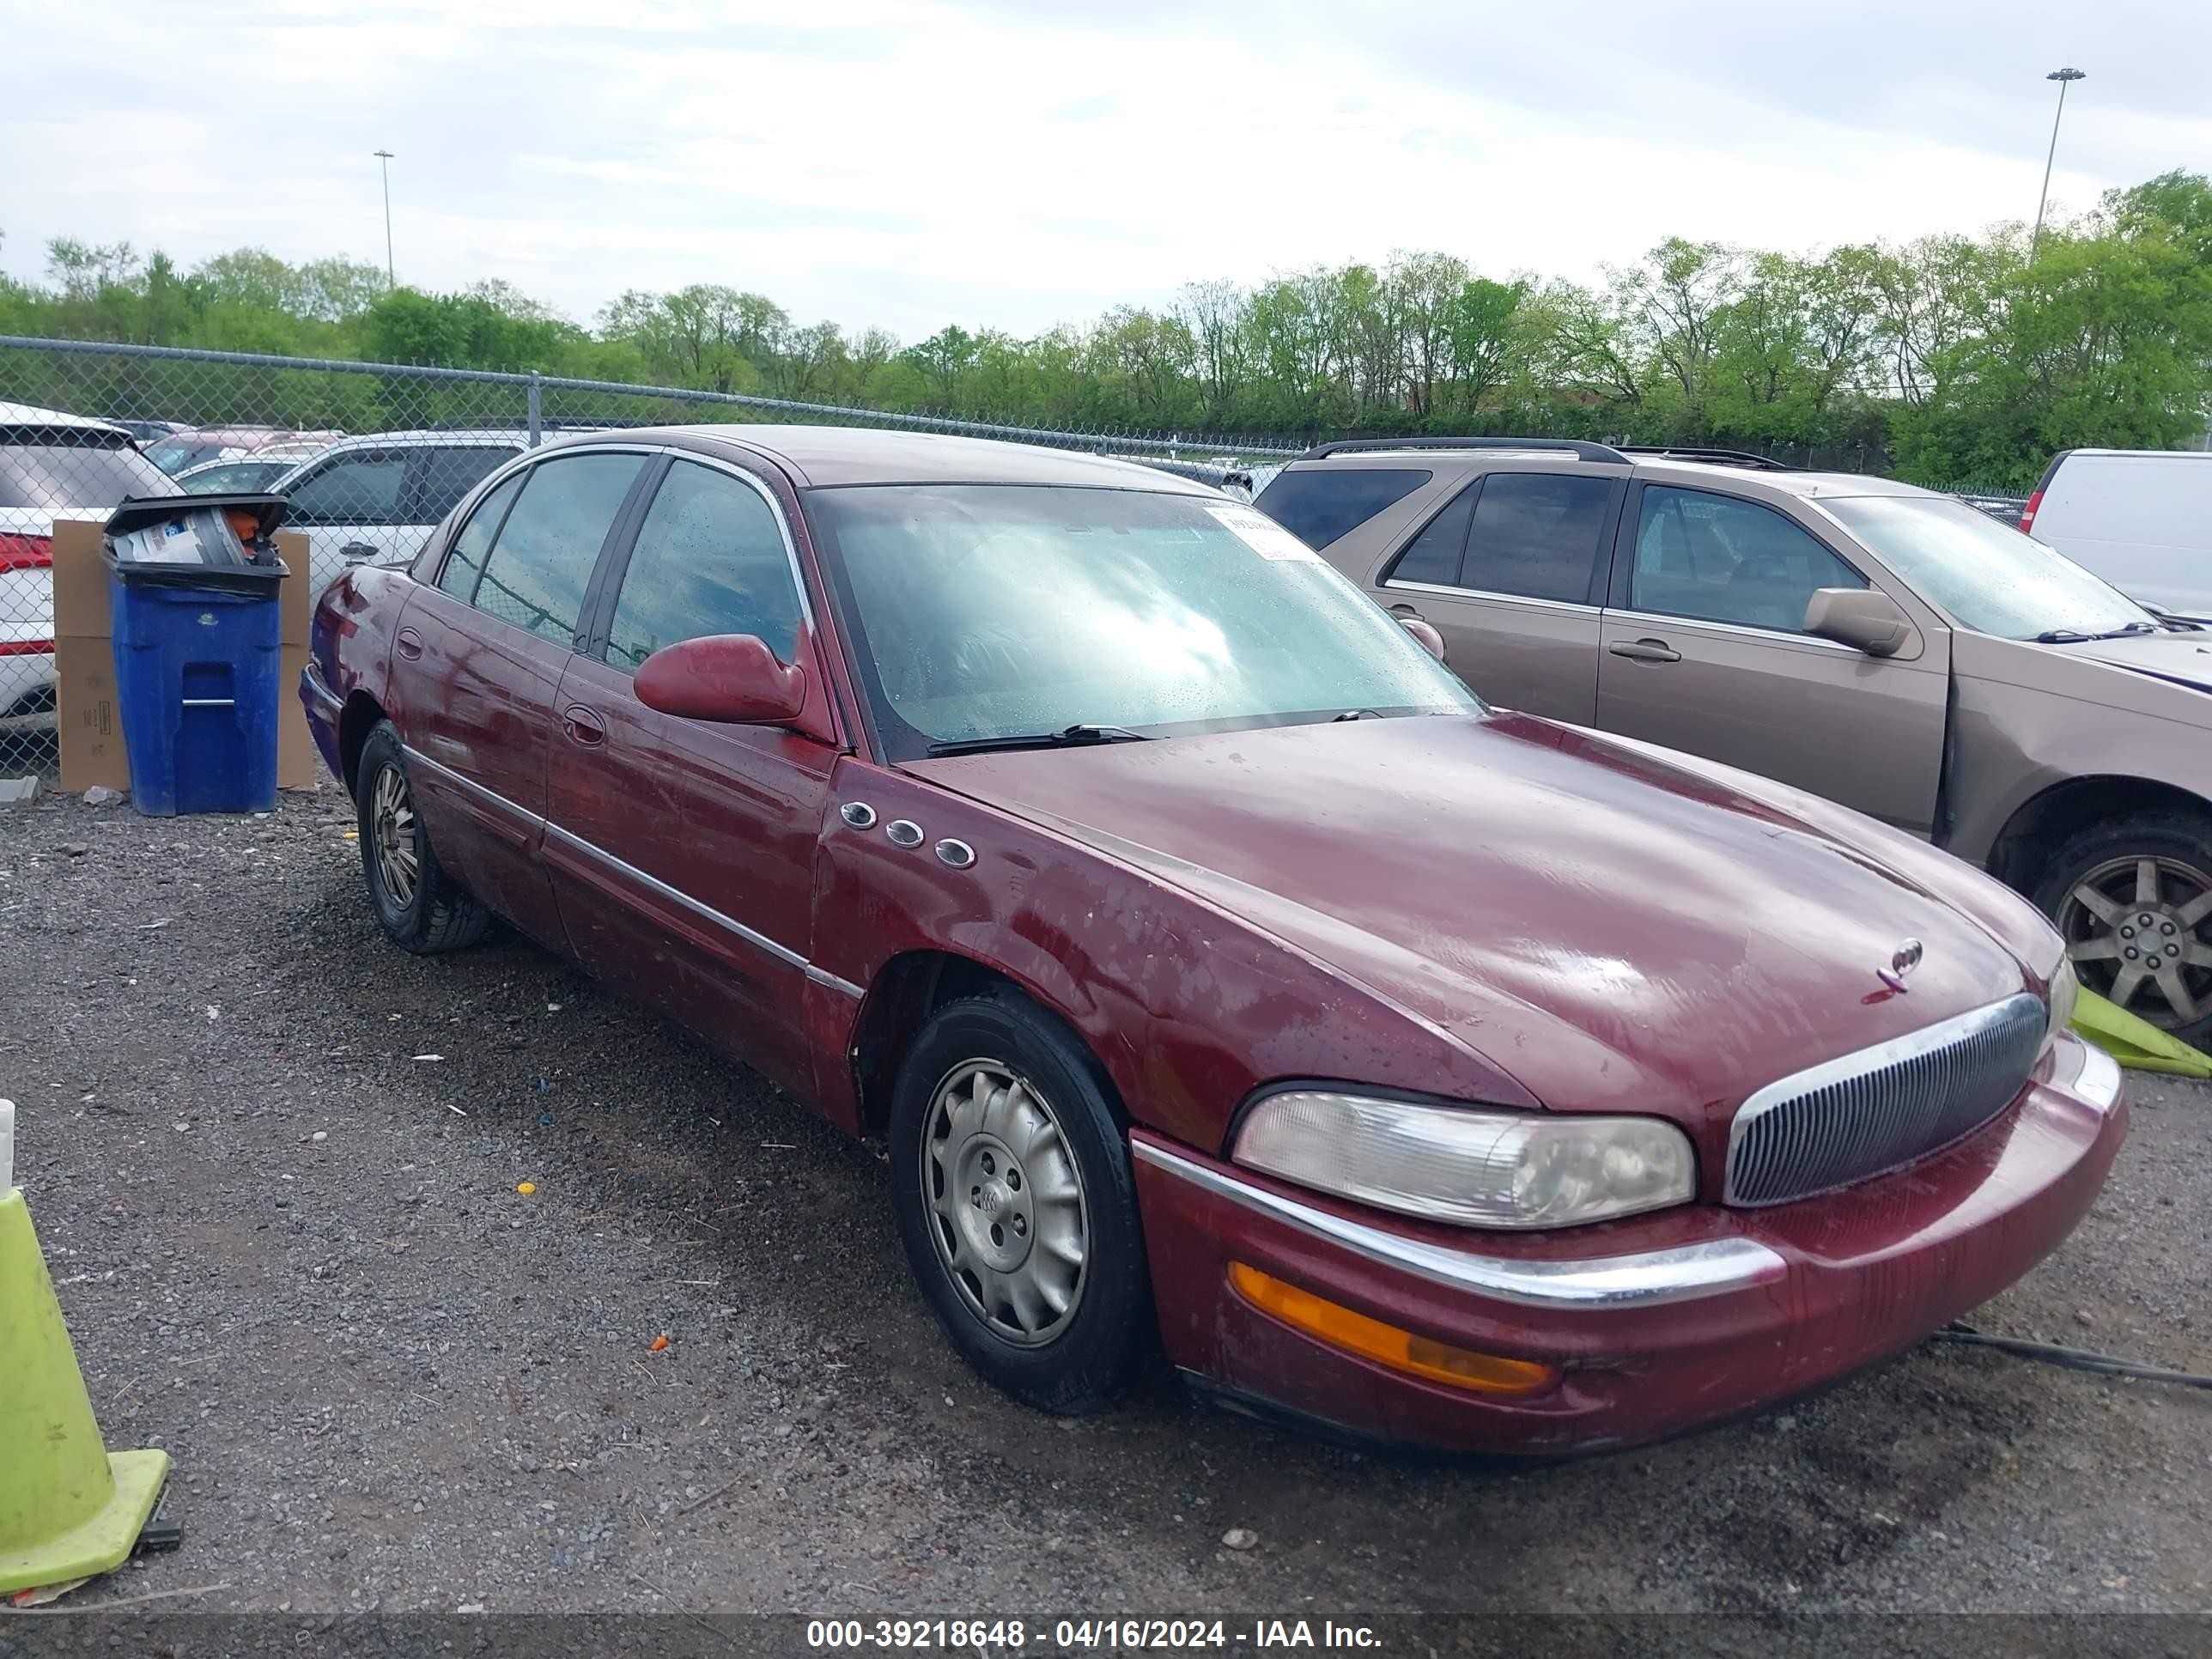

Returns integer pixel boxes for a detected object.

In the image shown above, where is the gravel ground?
[1,787,2207,1622]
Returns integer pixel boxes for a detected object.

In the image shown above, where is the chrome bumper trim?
[2069,1040,2123,1113]
[300,662,341,715]
[1133,1139,1788,1310]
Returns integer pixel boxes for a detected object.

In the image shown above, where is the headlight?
[2045,955,2079,1053]
[1231,1090,1696,1229]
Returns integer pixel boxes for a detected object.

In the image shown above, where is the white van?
[2021,447,2212,617]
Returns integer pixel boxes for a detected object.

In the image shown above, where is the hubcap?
[370,763,420,911]
[2057,854,2212,1030]
[921,1058,1088,1346]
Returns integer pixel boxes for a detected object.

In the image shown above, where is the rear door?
[1594,482,1948,833]
[543,453,838,1096]
[1375,469,1622,723]
[279,446,415,599]
[392,449,653,950]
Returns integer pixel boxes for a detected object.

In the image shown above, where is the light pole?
[2033,69,2085,258]
[373,149,396,288]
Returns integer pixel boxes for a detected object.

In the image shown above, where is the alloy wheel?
[921,1057,1090,1346]
[370,762,421,912]
[2057,854,2212,1030]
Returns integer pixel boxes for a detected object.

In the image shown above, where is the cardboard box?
[52,518,319,796]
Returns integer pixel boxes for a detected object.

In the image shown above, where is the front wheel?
[354,722,489,955]
[887,991,1153,1412]
[2035,812,2212,1049]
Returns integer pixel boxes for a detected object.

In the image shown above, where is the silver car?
[1276,439,2212,1045]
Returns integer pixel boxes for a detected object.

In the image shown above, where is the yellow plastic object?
[0,1151,170,1596]
[2072,988,2212,1079]
[1228,1261,1558,1395]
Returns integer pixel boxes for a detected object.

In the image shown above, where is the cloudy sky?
[5,0,2207,343]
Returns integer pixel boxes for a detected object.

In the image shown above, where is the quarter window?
[1254,467,1432,550]
[1386,488,1476,586]
[1462,473,1613,603]
[436,472,523,600]
[606,462,804,671]
[1630,486,1867,633]
[283,452,409,526]
[470,453,643,646]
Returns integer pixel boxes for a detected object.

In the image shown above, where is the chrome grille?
[1724,994,2047,1206]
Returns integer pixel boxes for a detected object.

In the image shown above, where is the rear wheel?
[355,722,489,955]
[2035,813,2212,1049]
[888,991,1152,1412]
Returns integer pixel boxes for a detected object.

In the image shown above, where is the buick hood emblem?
[1878,938,1924,993]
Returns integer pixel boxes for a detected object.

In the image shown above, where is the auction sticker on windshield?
[1206,504,1319,561]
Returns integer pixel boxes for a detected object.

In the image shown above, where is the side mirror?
[1399,616,1447,662]
[1804,587,1912,658]
[635,634,808,725]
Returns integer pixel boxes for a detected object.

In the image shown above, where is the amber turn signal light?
[1228,1261,1559,1396]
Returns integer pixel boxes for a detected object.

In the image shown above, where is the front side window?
[810,484,1481,759]
[284,453,410,526]
[607,461,804,672]
[1462,473,1612,603]
[1254,466,1432,550]
[413,446,520,521]
[436,471,523,599]
[1820,494,2154,642]
[470,453,642,645]
[1629,485,1866,633]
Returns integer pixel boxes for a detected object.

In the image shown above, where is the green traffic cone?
[2073,989,2212,1079]
[0,1101,171,1597]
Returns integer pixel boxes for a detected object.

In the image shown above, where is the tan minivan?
[1272,438,2212,1045]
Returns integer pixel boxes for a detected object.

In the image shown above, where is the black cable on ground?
[1936,1321,2212,1389]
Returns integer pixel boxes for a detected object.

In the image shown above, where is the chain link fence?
[0,335,1297,778]
[0,334,2052,781]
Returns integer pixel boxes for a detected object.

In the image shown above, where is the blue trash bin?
[106,562,286,816]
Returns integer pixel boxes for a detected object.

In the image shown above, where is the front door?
[542,455,839,1096]
[1374,469,1624,725]
[278,446,416,599]
[1595,483,1948,834]
[391,449,652,950]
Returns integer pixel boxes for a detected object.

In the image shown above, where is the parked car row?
[1265,437,2212,1047]
[304,423,2129,1455]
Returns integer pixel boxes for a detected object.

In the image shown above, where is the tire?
[887,990,1153,1413]
[2033,811,2212,1050]
[354,722,490,955]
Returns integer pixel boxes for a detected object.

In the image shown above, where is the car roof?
[542,423,1224,493]
[304,429,523,453]
[0,400,131,436]
[1286,442,1947,501]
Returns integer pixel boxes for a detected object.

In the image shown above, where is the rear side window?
[1461,473,1613,603]
[1255,467,1431,550]
[412,446,520,521]
[436,472,524,599]
[1385,487,1476,586]
[471,453,643,646]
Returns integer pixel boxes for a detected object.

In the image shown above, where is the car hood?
[2043,631,2212,697]
[909,712,2034,1128]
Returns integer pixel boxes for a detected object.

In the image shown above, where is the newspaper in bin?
[108,506,248,567]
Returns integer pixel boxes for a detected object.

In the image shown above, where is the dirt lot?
[2,787,2208,1621]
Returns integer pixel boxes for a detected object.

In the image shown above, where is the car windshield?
[809,483,1481,758]
[0,434,176,509]
[1820,495,2154,641]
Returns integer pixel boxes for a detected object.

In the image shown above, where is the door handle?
[561,704,607,747]
[341,542,378,561]
[1389,602,1421,617]
[394,626,423,661]
[1607,638,1681,663]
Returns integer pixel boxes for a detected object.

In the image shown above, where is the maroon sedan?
[301,426,2124,1452]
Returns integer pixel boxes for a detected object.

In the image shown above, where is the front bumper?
[1133,1036,2125,1454]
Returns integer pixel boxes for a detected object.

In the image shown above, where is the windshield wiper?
[925,723,1152,757]
[2035,622,2160,644]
